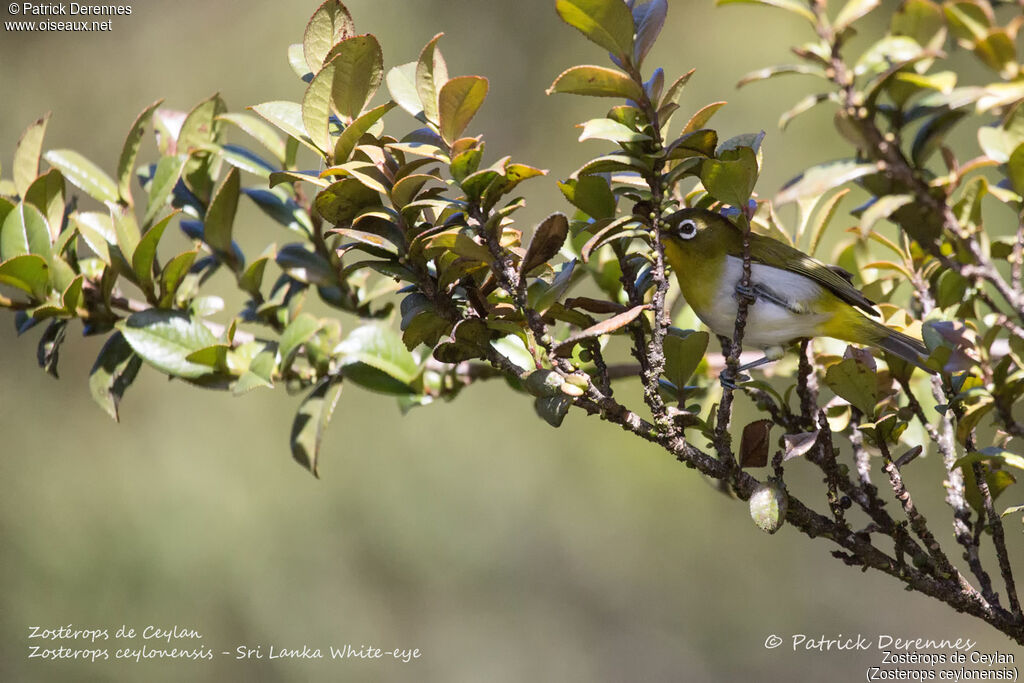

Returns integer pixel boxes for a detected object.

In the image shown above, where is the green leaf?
[535,394,572,427]
[833,0,880,32]
[681,101,727,135]
[858,194,914,237]
[185,344,232,371]
[666,129,718,159]
[716,0,816,24]
[276,243,336,286]
[631,0,667,66]
[737,64,826,88]
[578,117,650,143]
[1,202,51,261]
[805,188,849,256]
[142,154,187,227]
[242,187,314,236]
[700,146,758,207]
[234,349,276,395]
[88,332,143,421]
[911,109,967,166]
[43,149,118,204]
[521,213,569,275]
[660,69,694,109]
[943,2,990,43]
[547,65,645,101]
[314,177,382,224]
[391,173,437,209]
[301,60,337,154]
[336,323,420,387]
[558,176,616,219]
[956,396,995,445]
[13,114,50,198]
[110,203,140,264]
[326,34,384,123]
[416,34,449,124]
[1002,505,1024,520]
[249,101,321,155]
[291,374,344,477]
[776,160,875,205]
[158,249,198,307]
[438,76,489,146]
[824,357,878,417]
[303,0,355,72]
[891,0,944,46]
[663,329,709,391]
[177,94,227,204]
[555,0,635,59]
[117,309,219,380]
[218,112,287,165]
[117,100,163,203]
[289,42,313,79]
[132,211,177,296]
[37,319,67,378]
[239,252,271,296]
[978,109,1024,163]
[279,312,322,369]
[269,169,331,189]
[854,36,923,77]
[332,227,400,256]
[1008,143,1024,197]
[204,167,240,254]
[23,169,65,241]
[72,212,113,265]
[779,93,830,130]
[215,144,277,178]
[334,101,396,163]
[0,254,49,299]
[957,455,1016,513]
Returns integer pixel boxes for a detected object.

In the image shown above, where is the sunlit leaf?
[13,114,50,198]
[117,99,163,203]
[43,149,118,204]
[555,0,635,59]
[327,34,384,122]
[291,374,344,477]
[416,34,449,124]
[117,309,219,380]
[88,332,142,421]
[547,65,645,101]
[716,0,816,25]
[776,160,875,205]
[303,0,355,71]
[438,76,489,146]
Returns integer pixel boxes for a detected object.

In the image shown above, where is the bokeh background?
[1,0,1022,680]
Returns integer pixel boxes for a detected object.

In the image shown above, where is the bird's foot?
[719,369,751,391]
[734,283,757,303]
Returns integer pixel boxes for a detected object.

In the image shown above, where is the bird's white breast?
[695,256,830,348]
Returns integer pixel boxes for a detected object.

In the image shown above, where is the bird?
[660,207,934,382]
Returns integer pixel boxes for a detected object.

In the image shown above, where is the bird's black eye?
[677,219,698,240]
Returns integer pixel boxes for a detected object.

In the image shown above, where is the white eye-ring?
[677,219,698,240]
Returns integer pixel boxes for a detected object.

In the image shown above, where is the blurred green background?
[1,0,1021,680]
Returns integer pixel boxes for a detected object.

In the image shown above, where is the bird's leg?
[719,345,786,389]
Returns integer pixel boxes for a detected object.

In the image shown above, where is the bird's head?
[661,208,738,255]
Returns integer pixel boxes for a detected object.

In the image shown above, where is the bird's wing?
[737,233,879,316]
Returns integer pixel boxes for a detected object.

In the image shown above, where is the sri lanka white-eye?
[660,208,933,379]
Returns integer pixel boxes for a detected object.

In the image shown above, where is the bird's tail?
[853,316,934,374]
